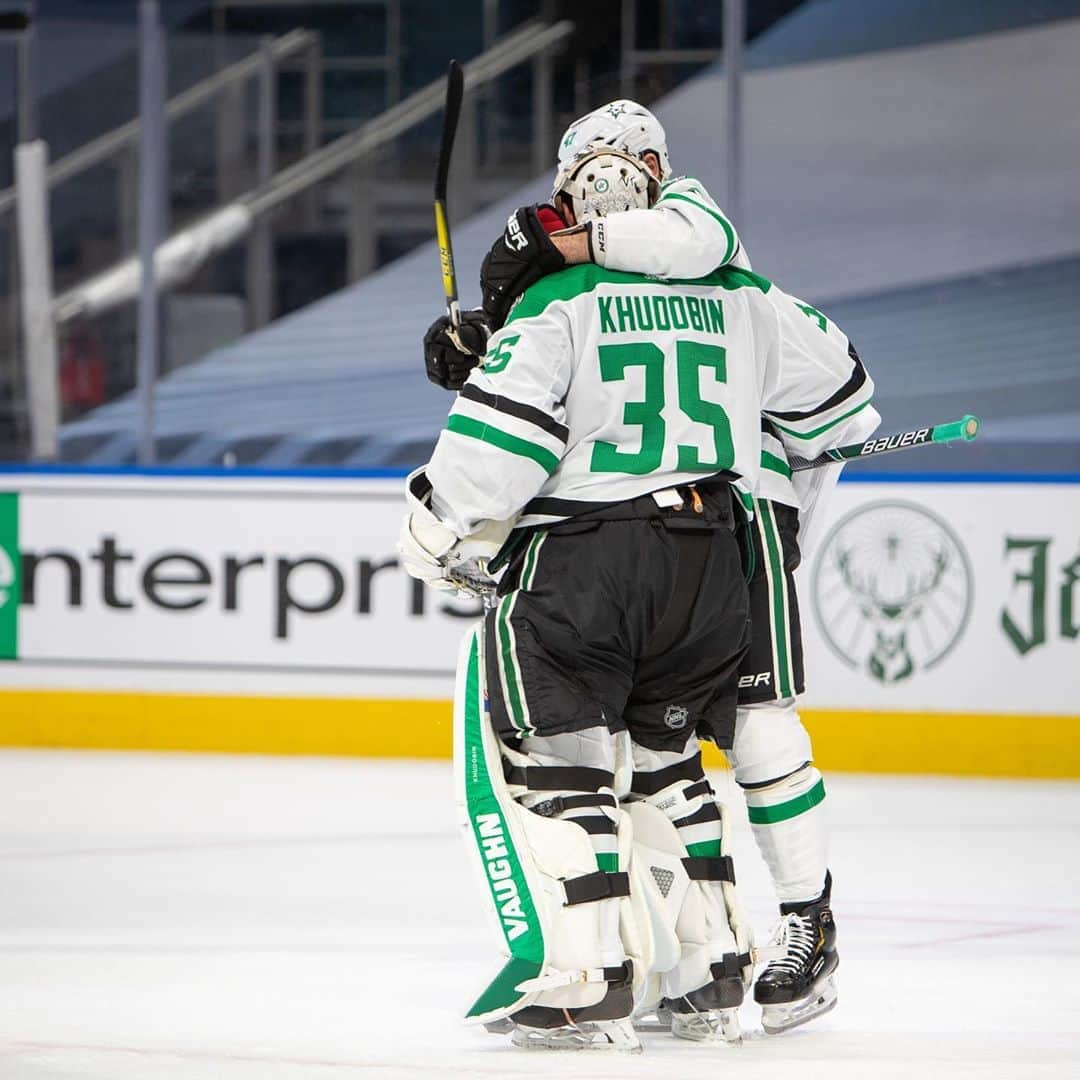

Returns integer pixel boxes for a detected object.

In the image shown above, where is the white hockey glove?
[397,469,513,599]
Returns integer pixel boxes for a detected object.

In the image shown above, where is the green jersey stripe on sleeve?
[459,384,569,442]
[761,450,792,478]
[656,191,736,265]
[767,398,874,441]
[446,415,560,474]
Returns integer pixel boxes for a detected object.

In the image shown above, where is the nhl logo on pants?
[664,704,689,730]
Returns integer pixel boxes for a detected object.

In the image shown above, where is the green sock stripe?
[596,852,619,873]
[747,778,826,825]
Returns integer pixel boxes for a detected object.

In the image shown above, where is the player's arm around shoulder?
[595,175,744,278]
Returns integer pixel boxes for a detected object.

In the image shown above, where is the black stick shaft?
[434,60,464,326]
[787,415,980,472]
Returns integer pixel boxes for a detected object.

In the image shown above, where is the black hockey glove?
[480,204,568,330]
[423,309,490,391]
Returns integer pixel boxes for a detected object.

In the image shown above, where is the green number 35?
[590,340,734,475]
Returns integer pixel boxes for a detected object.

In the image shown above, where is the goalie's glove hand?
[397,511,466,595]
[397,514,499,600]
[423,309,490,391]
[480,204,568,330]
[397,469,511,599]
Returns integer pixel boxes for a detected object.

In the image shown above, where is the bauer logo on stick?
[859,428,931,456]
[811,502,973,684]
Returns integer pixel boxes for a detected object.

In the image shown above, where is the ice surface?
[0,750,1077,1079]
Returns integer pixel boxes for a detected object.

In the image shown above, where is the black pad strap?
[504,763,615,793]
[682,855,736,885]
[672,801,723,828]
[566,815,617,835]
[683,779,713,801]
[563,871,631,906]
[737,761,811,791]
[603,961,633,984]
[630,751,704,796]
[710,952,752,979]
[531,793,618,817]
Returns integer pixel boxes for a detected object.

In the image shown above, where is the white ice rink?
[1,750,1078,1079]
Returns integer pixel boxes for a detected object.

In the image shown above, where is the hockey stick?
[787,414,980,472]
[434,59,465,334]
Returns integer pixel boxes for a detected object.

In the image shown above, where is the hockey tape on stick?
[787,414,980,472]
[434,59,464,330]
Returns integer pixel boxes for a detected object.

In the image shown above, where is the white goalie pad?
[624,799,755,1015]
[453,623,635,1026]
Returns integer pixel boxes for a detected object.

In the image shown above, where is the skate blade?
[632,1018,671,1032]
[511,1021,643,1053]
[761,975,838,1035]
[671,1008,742,1045]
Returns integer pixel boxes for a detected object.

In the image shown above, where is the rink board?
[0,468,1077,776]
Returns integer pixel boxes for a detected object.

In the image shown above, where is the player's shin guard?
[454,626,638,1049]
[626,736,752,1042]
[730,700,828,904]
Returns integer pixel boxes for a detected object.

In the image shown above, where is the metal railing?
[54,18,575,323]
[0,28,318,217]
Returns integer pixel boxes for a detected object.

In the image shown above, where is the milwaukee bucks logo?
[812,502,972,683]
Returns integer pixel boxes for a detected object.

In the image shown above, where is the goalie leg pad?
[454,625,633,1028]
[729,699,828,905]
[627,736,754,1015]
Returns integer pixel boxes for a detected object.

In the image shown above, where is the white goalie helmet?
[556,99,672,181]
[552,146,658,224]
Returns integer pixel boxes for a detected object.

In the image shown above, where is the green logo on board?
[812,501,972,683]
[0,492,18,660]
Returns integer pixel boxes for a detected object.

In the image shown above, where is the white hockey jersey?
[427,264,878,537]
[594,174,878,534]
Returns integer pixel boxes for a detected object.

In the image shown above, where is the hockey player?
[423,100,880,1034]
[402,146,878,1051]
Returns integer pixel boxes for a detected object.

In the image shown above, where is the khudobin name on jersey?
[426,263,878,536]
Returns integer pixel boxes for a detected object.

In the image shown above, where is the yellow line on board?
[0,689,452,759]
[0,689,1077,778]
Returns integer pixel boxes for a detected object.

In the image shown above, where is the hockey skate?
[755,871,838,1034]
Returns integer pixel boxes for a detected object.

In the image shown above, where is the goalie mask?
[556,99,672,181]
[552,147,658,225]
